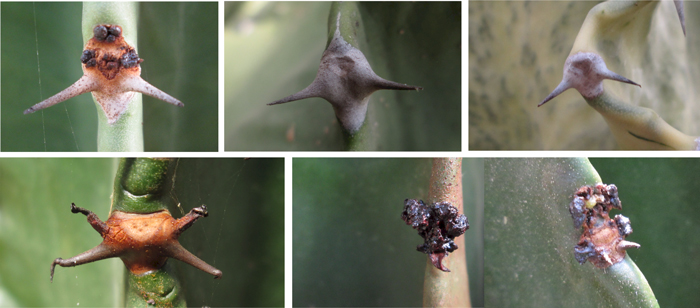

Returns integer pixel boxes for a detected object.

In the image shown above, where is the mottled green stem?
[424,158,470,307]
[126,262,185,308]
[83,2,144,151]
[586,91,698,150]
[110,158,184,307]
[111,158,176,214]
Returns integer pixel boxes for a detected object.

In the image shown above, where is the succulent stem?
[268,6,421,135]
[423,158,471,307]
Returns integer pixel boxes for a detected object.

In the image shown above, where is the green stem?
[343,120,370,151]
[111,158,176,214]
[586,91,698,150]
[423,158,470,307]
[329,2,375,150]
[126,262,185,308]
[83,2,144,151]
[110,158,184,307]
[327,2,362,49]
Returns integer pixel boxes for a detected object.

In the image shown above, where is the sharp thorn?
[674,0,686,37]
[618,240,641,250]
[538,80,571,107]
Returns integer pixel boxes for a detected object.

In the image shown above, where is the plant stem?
[329,2,375,150]
[111,158,176,213]
[109,157,185,307]
[126,262,185,308]
[83,2,144,151]
[586,91,698,150]
[424,158,470,307]
[343,121,371,151]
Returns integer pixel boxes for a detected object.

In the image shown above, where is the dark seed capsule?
[121,50,141,69]
[80,49,95,64]
[105,35,116,43]
[108,25,122,37]
[86,58,97,68]
[93,25,108,41]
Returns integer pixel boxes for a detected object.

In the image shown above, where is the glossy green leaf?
[485,158,658,307]
[0,158,284,307]
[469,1,700,150]
[292,158,483,306]
[225,2,461,151]
[1,2,218,151]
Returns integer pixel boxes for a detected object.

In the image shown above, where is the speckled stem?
[424,158,470,307]
[585,91,698,150]
[126,262,186,308]
[83,2,144,151]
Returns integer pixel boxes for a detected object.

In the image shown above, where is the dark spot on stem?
[81,49,95,64]
[108,26,121,37]
[628,131,672,149]
[121,49,141,69]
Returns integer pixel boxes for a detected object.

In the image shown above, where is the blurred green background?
[225,2,461,151]
[1,2,218,151]
[0,158,284,307]
[293,158,483,307]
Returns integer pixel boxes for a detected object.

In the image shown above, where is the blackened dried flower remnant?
[401,199,468,272]
[570,184,640,269]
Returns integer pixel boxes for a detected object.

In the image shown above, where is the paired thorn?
[51,203,221,282]
[25,24,182,124]
[538,52,640,107]
[267,12,421,134]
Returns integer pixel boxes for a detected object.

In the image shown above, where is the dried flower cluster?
[570,184,640,268]
[402,199,468,272]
